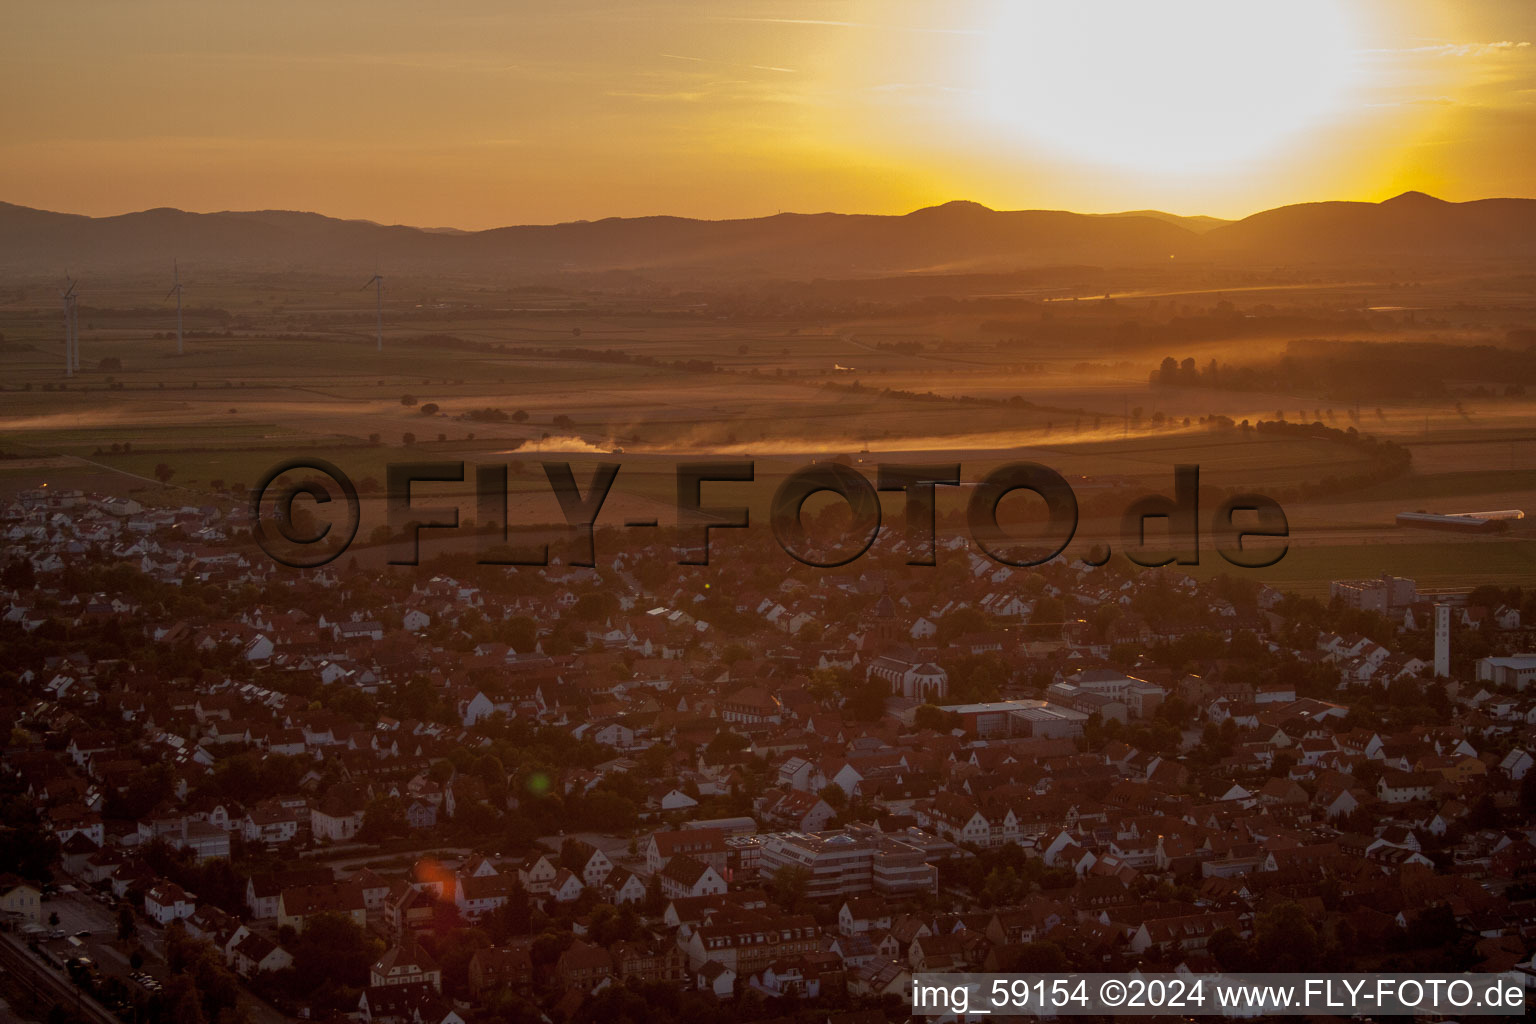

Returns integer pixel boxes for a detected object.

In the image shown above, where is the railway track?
[0,933,119,1024]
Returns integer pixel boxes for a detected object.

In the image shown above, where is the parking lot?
[20,886,171,1012]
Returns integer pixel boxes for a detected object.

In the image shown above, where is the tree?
[530,929,573,967]
[1004,941,1069,973]
[154,462,175,483]
[402,432,416,445]
[571,591,617,623]
[164,924,241,1024]
[1208,927,1250,971]
[768,864,810,911]
[117,902,137,941]
[401,394,418,406]
[420,403,440,415]
[914,704,960,733]
[1029,596,1066,639]
[1253,902,1322,972]
[426,927,491,998]
[358,795,408,843]
[843,673,888,721]
[278,911,382,1007]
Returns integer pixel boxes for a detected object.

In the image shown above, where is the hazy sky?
[3,0,1534,227]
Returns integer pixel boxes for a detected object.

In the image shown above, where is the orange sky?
[2,0,1533,227]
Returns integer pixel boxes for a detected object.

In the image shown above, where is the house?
[848,960,911,1001]
[605,867,647,905]
[720,687,783,725]
[747,953,844,999]
[405,800,438,830]
[60,833,101,877]
[759,789,837,832]
[1377,770,1437,804]
[549,868,584,904]
[243,803,302,846]
[455,872,517,920]
[777,757,826,792]
[354,869,393,913]
[247,868,335,919]
[653,787,700,812]
[312,783,367,842]
[563,840,614,888]
[517,854,558,895]
[681,907,819,977]
[696,959,737,999]
[468,945,534,999]
[228,928,294,977]
[358,982,462,1024]
[838,897,892,937]
[1129,911,1241,954]
[0,877,42,924]
[180,819,231,862]
[183,905,236,943]
[1500,749,1533,782]
[386,886,439,939]
[277,881,368,932]
[659,854,727,901]
[646,829,729,874]
[370,942,442,991]
[144,882,197,925]
[557,939,614,992]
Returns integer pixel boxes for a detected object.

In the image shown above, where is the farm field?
[3,267,1535,592]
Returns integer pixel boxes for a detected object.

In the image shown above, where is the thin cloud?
[659,53,798,74]
[1364,96,1456,108]
[1363,40,1532,58]
[711,16,981,36]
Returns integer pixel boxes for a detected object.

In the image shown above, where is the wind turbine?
[362,272,383,353]
[166,260,184,355]
[61,275,78,377]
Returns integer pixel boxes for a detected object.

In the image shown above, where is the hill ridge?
[2,192,1533,278]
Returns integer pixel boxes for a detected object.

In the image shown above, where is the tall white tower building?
[1433,604,1451,678]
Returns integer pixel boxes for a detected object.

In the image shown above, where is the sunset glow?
[967,0,1359,171]
[0,0,1532,225]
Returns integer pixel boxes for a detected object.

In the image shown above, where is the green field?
[4,273,1535,591]
[1188,539,1536,595]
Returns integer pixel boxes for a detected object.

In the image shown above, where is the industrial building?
[1395,510,1523,533]
[1476,654,1536,692]
[752,825,951,899]
[934,699,1089,739]
[1330,573,1418,612]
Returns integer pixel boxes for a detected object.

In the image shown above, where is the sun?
[967,0,1360,173]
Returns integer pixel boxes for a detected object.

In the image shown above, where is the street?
[33,887,294,1024]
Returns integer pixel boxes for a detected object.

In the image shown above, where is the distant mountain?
[1,192,1532,280]
[1093,209,1232,233]
[1202,191,1536,260]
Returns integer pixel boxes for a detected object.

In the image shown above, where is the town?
[2,484,1536,1024]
